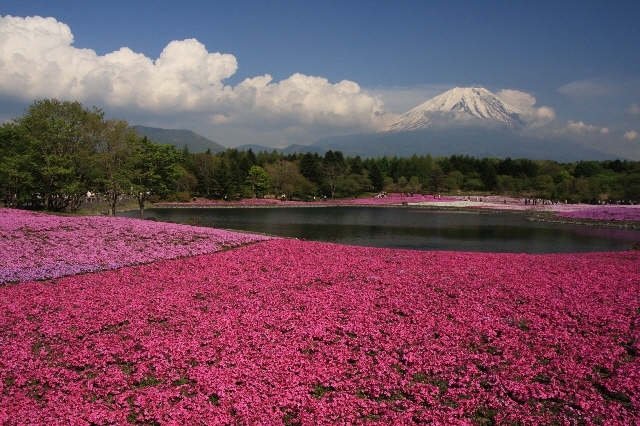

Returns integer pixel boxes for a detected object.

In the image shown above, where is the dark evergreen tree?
[479,158,498,191]
[300,152,322,185]
[369,162,385,191]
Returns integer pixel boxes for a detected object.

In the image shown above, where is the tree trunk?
[107,191,118,216]
[69,195,83,213]
[137,192,145,219]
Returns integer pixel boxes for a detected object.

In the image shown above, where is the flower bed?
[1,238,638,424]
[556,206,640,221]
[0,209,274,284]
[157,193,456,208]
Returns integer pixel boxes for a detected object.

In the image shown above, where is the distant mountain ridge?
[311,127,615,162]
[131,125,225,153]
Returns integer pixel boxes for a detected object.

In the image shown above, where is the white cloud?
[369,84,453,114]
[557,79,612,97]
[624,130,638,140]
[630,103,640,114]
[0,15,390,144]
[567,121,609,134]
[495,89,556,122]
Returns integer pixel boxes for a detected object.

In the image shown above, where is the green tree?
[130,136,184,218]
[320,151,349,198]
[13,99,98,211]
[407,176,422,194]
[299,152,322,185]
[444,171,464,193]
[213,159,233,199]
[479,158,498,191]
[0,123,33,207]
[429,164,446,193]
[572,161,603,178]
[368,162,385,191]
[246,165,270,198]
[92,117,138,216]
[265,159,316,200]
[189,151,220,195]
[349,156,365,175]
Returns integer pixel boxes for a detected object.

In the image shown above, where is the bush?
[165,191,192,202]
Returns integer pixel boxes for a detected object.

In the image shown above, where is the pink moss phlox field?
[0,208,274,284]
[160,193,456,208]
[1,239,638,424]
[557,206,640,221]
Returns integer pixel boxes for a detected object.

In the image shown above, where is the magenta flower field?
[556,206,640,222]
[1,208,639,424]
[0,209,274,284]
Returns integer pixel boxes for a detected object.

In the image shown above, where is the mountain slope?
[311,128,616,161]
[385,87,525,132]
[131,125,226,153]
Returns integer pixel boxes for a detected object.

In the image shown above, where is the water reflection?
[123,206,640,253]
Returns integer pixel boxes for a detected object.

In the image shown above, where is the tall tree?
[13,99,98,211]
[92,117,137,216]
[368,162,385,191]
[0,123,32,207]
[320,150,349,198]
[429,164,446,193]
[300,152,322,185]
[246,165,270,198]
[479,158,498,191]
[266,160,314,200]
[130,136,184,218]
[213,159,233,199]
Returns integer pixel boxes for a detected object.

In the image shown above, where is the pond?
[123,206,640,253]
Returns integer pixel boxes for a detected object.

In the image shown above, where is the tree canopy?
[1,99,184,215]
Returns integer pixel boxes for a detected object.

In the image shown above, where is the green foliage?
[573,160,604,178]
[10,99,99,211]
[246,165,270,198]
[1,98,185,214]
[131,136,184,199]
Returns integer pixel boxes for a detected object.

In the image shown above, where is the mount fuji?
[386,87,526,132]
[310,87,618,161]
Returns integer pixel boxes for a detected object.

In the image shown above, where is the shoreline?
[143,198,640,230]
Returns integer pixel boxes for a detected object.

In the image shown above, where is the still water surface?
[125,206,640,253]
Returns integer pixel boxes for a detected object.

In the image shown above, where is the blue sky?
[1,0,638,154]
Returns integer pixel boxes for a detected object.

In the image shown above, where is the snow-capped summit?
[385,87,526,132]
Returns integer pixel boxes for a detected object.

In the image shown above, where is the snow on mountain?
[385,87,526,132]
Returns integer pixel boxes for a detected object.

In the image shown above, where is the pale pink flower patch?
[0,208,274,284]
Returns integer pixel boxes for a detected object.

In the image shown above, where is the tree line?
[178,148,639,204]
[2,99,639,215]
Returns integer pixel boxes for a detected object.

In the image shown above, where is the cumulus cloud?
[624,130,638,140]
[368,84,453,114]
[557,79,612,97]
[0,15,390,143]
[629,103,640,114]
[567,121,609,134]
[495,89,556,121]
